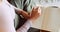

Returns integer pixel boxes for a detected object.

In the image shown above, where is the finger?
[32,7,38,13]
[38,7,41,15]
[32,7,39,11]
[34,7,39,12]
[35,6,39,9]
[32,7,35,10]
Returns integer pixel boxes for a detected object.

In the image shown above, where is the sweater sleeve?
[17,20,32,32]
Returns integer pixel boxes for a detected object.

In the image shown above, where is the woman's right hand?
[29,6,41,22]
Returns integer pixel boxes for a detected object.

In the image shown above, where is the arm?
[16,7,41,32]
[5,0,31,19]
[6,0,41,20]
[17,20,32,32]
[13,6,41,20]
[14,7,31,19]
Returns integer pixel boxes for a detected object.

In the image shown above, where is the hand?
[29,6,41,22]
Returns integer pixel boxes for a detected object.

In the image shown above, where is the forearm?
[6,2,31,19]
[14,7,31,19]
[20,10,31,19]
[3,0,31,19]
[17,20,32,32]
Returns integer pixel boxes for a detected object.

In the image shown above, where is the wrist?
[27,19,35,24]
[27,20,32,25]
